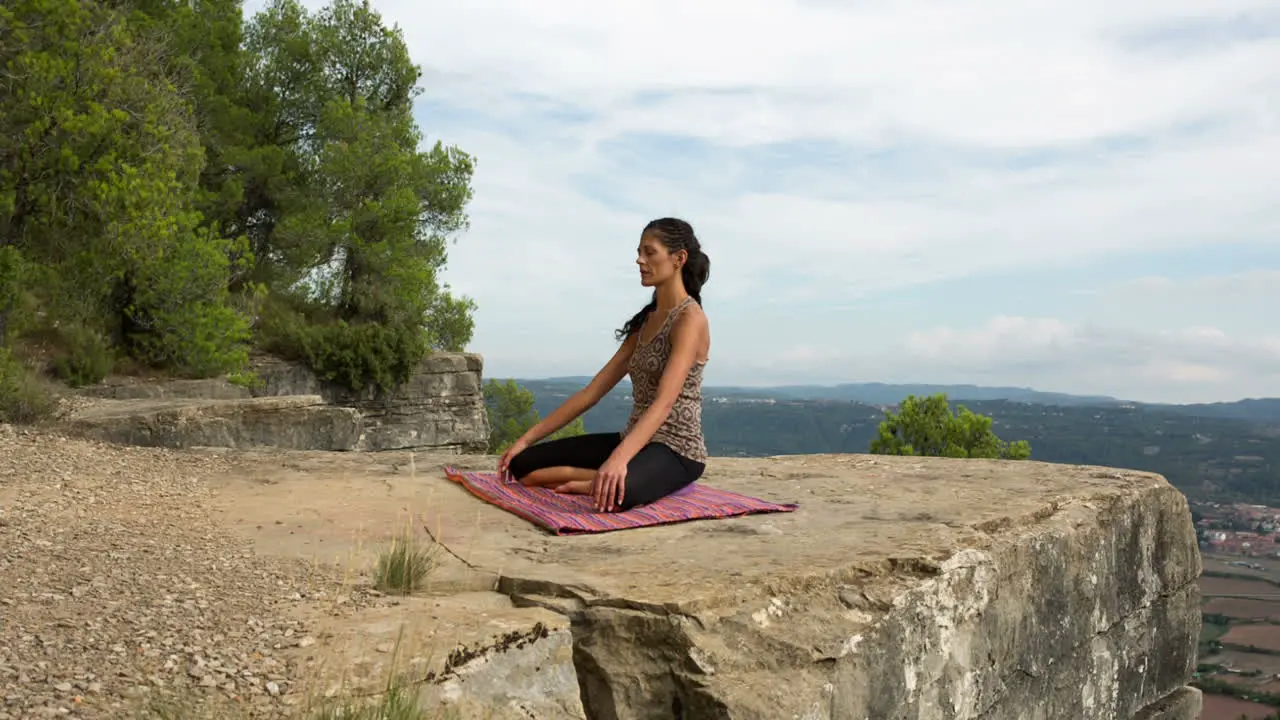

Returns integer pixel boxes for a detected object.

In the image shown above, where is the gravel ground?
[0,424,360,719]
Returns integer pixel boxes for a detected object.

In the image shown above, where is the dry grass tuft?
[372,530,438,596]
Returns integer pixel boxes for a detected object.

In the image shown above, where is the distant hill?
[706,382,1119,407]
[517,377,1280,420]
[526,378,1119,406]
[1154,398,1280,424]
[501,377,1280,506]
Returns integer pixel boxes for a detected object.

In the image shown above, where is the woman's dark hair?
[615,217,711,341]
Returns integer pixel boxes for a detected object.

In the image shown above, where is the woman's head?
[636,218,711,302]
[616,217,711,340]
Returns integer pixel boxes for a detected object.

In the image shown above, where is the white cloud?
[1078,269,1280,336]
[895,268,1280,402]
[392,0,1280,301]
[718,269,1280,401]
[250,0,1280,399]
[903,316,1280,403]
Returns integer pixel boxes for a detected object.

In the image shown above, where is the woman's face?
[636,232,683,288]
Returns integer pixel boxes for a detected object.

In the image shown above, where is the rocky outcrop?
[78,377,252,401]
[404,453,1202,720]
[60,352,488,453]
[1132,687,1201,720]
[299,591,586,719]
[27,422,1198,719]
[62,395,362,450]
[250,353,488,453]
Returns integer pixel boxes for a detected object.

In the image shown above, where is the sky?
[259,0,1280,404]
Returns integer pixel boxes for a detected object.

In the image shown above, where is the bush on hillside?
[49,324,115,388]
[0,347,55,424]
[484,378,587,453]
[260,303,426,394]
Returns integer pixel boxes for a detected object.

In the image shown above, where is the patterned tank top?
[621,296,708,464]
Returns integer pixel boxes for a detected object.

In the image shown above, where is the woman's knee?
[509,433,619,479]
[507,448,536,479]
[619,446,696,509]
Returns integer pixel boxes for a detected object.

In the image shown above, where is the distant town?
[1196,502,1280,557]
[1189,500,1280,719]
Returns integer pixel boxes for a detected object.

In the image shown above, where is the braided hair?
[615,218,711,341]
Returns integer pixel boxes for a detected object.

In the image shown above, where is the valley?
[518,378,1280,505]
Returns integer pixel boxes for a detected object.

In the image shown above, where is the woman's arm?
[607,308,707,463]
[518,333,639,445]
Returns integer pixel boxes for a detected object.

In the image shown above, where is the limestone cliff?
[33,399,1204,719]
[412,452,1202,720]
[250,352,488,452]
[62,352,488,453]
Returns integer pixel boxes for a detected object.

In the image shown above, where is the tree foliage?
[240,0,476,391]
[0,0,251,379]
[869,393,1032,460]
[0,0,477,418]
[483,379,585,454]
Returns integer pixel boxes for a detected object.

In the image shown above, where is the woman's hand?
[592,457,628,512]
[497,437,529,480]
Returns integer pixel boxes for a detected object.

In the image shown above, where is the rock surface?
[0,425,333,719]
[76,377,252,401]
[251,353,488,453]
[1131,686,1201,720]
[0,426,577,719]
[207,448,1203,720]
[60,352,488,453]
[296,592,584,719]
[59,395,362,451]
[0,424,1201,720]
[414,454,1200,720]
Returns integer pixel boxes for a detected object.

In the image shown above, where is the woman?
[498,217,711,513]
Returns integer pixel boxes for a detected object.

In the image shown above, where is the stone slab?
[60,395,362,451]
[413,453,1201,720]
[298,591,584,720]
[78,377,252,400]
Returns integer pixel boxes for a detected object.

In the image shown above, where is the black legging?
[508,432,704,511]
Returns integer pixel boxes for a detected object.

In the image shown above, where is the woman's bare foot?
[552,479,593,495]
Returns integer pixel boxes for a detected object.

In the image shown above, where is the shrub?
[226,370,263,392]
[260,303,426,394]
[0,347,56,424]
[50,324,115,388]
[121,229,254,378]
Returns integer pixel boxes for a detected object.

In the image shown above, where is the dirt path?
[0,425,354,719]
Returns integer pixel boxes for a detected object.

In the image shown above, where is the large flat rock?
[423,454,1200,720]
[77,376,252,400]
[296,591,584,719]
[60,395,363,451]
[208,450,1202,720]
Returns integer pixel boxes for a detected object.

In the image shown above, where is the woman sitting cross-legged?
[497,217,711,513]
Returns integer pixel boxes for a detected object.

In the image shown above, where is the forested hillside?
[1,0,475,420]
[517,379,1280,505]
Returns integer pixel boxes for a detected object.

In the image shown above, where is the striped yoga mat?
[442,466,799,535]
